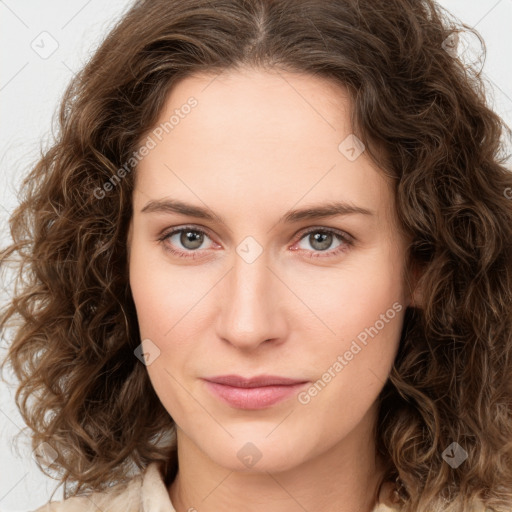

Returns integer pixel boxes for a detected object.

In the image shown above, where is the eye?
[291,227,354,258]
[158,226,217,259]
[158,225,354,260]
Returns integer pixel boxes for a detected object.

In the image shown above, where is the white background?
[1,1,512,511]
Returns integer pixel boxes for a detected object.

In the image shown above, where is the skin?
[127,67,419,512]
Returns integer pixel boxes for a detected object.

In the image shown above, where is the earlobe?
[410,284,423,309]
[406,262,424,309]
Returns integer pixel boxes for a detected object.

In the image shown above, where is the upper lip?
[203,374,308,388]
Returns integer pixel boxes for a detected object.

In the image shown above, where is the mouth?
[201,374,309,410]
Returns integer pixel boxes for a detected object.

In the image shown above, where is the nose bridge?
[216,244,283,349]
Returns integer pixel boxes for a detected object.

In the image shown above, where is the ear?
[410,283,423,309]
[407,262,425,309]
[126,220,133,265]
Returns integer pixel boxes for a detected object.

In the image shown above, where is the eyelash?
[157,225,354,260]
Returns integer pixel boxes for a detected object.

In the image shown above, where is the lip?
[202,374,309,410]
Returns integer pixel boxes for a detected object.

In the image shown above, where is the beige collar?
[140,462,177,512]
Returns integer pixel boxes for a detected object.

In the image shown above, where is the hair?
[1,0,512,510]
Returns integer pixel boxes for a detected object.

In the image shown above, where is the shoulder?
[29,463,155,512]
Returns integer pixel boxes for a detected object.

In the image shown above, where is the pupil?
[181,230,203,249]
[311,232,332,251]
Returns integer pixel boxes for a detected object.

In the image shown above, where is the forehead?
[134,68,396,230]
[154,67,354,155]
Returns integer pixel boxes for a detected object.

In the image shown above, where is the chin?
[201,438,305,474]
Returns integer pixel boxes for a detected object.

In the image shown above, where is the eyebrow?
[141,198,374,225]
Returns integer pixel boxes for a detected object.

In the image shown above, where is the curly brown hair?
[1,0,512,510]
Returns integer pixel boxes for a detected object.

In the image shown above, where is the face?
[128,67,413,474]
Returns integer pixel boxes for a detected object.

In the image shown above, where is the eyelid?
[158,224,218,248]
[289,226,354,258]
[157,223,354,258]
[294,225,354,243]
[158,224,354,243]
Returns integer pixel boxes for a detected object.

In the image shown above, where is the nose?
[215,251,288,351]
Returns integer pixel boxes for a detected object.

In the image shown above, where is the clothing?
[31,461,402,511]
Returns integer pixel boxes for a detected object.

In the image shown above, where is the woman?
[1,0,512,511]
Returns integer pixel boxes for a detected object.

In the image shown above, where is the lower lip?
[203,380,308,410]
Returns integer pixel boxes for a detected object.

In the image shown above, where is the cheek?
[129,247,197,421]
[291,249,405,386]
[129,241,192,335]
[292,252,404,339]
[128,242,209,384]
[301,283,403,417]
[129,270,166,336]
[340,273,404,343]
